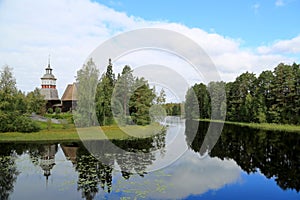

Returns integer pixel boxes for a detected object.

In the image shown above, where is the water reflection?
[0,145,19,200]
[185,120,300,192]
[0,119,299,199]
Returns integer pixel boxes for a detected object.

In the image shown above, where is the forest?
[1,61,299,133]
[185,63,300,125]
[75,59,166,127]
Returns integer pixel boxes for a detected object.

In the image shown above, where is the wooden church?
[40,60,61,110]
[40,59,77,112]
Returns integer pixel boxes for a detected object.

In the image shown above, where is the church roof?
[41,61,56,80]
[41,73,56,80]
[41,88,60,100]
[61,83,77,101]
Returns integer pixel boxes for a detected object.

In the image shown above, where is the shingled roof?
[61,83,77,101]
[40,88,60,100]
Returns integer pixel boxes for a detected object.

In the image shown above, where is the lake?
[0,117,299,199]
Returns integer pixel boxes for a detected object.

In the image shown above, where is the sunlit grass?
[0,122,165,142]
[199,119,300,133]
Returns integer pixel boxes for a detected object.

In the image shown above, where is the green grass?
[198,119,300,133]
[0,121,166,142]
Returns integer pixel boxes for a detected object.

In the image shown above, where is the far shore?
[198,119,300,133]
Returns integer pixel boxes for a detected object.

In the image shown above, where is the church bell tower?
[40,56,61,109]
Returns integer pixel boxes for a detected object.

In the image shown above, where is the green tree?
[95,59,115,125]
[226,72,256,122]
[185,86,200,119]
[270,63,296,123]
[254,70,274,123]
[0,65,40,132]
[26,88,46,114]
[112,65,134,124]
[129,77,156,125]
[207,81,226,120]
[74,59,99,127]
[156,89,166,104]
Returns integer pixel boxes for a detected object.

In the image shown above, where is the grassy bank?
[199,119,300,133]
[0,121,165,142]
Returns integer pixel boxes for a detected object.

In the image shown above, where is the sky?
[0,0,299,96]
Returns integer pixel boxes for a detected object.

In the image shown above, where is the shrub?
[13,116,40,133]
[55,107,61,114]
[48,108,53,114]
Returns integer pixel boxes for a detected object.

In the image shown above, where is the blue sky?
[0,0,299,95]
[96,0,300,47]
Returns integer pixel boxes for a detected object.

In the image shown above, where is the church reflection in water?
[38,144,57,181]
[0,119,299,199]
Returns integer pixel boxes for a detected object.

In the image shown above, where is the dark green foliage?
[55,107,61,114]
[187,63,300,124]
[0,65,41,133]
[95,60,115,126]
[129,78,156,125]
[26,88,46,114]
[0,155,19,199]
[185,120,300,192]
[47,108,53,114]
[163,103,181,116]
[207,81,226,120]
[13,116,40,133]
[96,61,157,126]
[44,112,73,123]
[185,83,208,119]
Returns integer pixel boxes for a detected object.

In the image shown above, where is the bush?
[55,107,61,114]
[44,112,74,124]
[48,108,53,114]
[13,116,40,133]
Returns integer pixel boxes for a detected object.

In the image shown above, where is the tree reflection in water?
[0,145,19,200]
[0,128,167,200]
[66,129,167,199]
[185,120,300,192]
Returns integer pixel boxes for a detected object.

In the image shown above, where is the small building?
[40,60,61,110]
[61,83,77,112]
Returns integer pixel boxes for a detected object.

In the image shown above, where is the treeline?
[163,103,181,116]
[0,66,46,132]
[185,63,300,124]
[75,59,165,127]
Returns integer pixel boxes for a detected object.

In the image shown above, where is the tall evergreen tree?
[207,81,226,120]
[129,77,156,125]
[95,59,115,125]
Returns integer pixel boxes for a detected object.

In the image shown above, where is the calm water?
[0,117,299,200]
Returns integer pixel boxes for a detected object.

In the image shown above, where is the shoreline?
[198,119,300,133]
[0,122,165,142]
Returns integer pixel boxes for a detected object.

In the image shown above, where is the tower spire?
[48,54,51,68]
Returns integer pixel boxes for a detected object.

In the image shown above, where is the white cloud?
[112,151,241,199]
[0,0,298,96]
[257,35,300,54]
[275,0,285,6]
